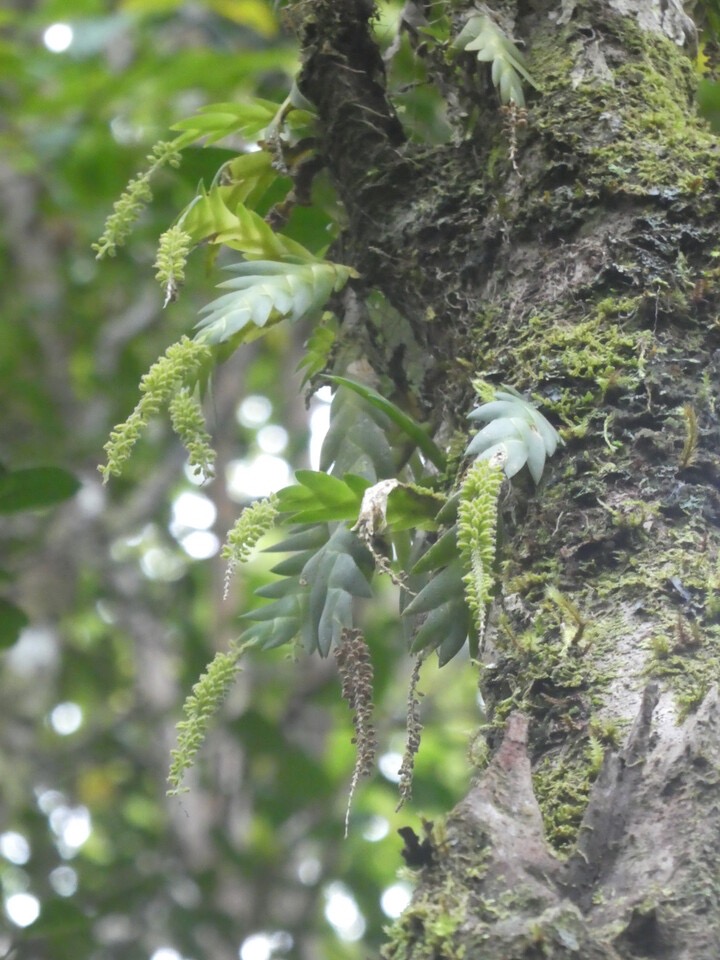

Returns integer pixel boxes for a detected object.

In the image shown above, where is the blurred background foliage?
[0,2,479,958]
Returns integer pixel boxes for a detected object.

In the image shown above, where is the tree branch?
[293,0,408,220]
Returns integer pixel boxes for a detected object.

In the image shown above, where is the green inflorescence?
[100,336,212,482]
[154,225,192,305]
[93,141,183,259]
[457,459,504,639]
[168,388,216,480]
[167,641,250,795]
[221,494,279,598]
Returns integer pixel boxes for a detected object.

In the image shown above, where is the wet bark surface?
[293,0,720,956]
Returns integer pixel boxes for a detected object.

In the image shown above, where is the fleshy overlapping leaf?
[194,260,358,345]
[241,524,374,655]
[217,152,280,210]
[320,378,442,483]
[179,188,308,258]
[276,470,370,524]
[402,560,472,665]
[325,376,446,471]
[453,14,538,106]
[466,388,560,483]
[320,388,397,482]
[171,99,281,145]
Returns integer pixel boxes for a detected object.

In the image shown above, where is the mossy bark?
[295,0,720,957]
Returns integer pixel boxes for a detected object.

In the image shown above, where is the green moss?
[508,296,650,422]
[645,623,719,722]
[532,739,603,851]
[529,13,711,196]
[381,870,470,960]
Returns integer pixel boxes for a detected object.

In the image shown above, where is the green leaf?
[435,491,461,525]
[438,613,472,665]
[0,598,28,649]
[222,151,280,209]
[466,388,560,482]
[263,525,329,553]
[302,527,373,655]
[0,467,80,513]
[411,527,458,574]
[171,98,279,143]
[453,14,538,106]
[275,471,369,524]
[320,389,397,481]
[180,188,307,259]
[246,524,373,655]
[254,577,305,599]
[270,551,319,576]
[195,260,357,346]
[471,389,560,456]
[241,614,303,650]
[403,560,466,617]
[385,483,444,532]
[244,551,313,646]
[410,598,472,664]
[326,376,446,470]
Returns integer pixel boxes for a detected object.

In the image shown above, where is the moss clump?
[645,624,717,722]
[381,870,469,960]
[532,739,602,851]
[512,297,649,420]
[529,15,712,197]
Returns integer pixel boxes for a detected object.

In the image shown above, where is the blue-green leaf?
[466,388,560,482]
[195,260,357,346]
[326,376,446,470]
[403,560,465,617]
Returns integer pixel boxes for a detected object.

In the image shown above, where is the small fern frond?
[453,14,538,106]
[195,261,358,346]
[167,641,251,795]
[222,495,279,599]
[335,629,377,836]
[100,337,212,481]
[457,459,503,640]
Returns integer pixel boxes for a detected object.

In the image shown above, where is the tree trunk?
[293,1,720,957]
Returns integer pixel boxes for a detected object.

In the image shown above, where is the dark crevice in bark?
[295,0,411,224]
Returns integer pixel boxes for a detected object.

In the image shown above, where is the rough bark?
[291,0,720,956]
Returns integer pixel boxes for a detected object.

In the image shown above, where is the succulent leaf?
[453,14,538,106]
[195,260,357,346]
[466,388,560,483]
